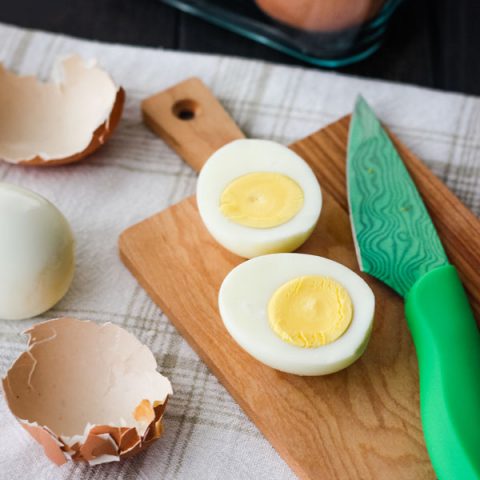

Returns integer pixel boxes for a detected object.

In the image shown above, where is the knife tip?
[354,94,369,112]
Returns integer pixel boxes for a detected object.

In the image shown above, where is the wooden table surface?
[1,0,479,96]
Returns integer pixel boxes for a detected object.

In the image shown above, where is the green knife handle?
[405,264,480,480]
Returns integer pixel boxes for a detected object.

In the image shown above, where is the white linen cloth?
[0,21,478,480]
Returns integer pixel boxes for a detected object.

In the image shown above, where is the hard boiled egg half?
[219,253,375,375]
[197,139,322,258]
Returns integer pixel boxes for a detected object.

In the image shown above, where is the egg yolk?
[268,275,353,348]
[220,172,304,228]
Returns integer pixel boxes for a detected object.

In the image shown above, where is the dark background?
[1,0,479,95]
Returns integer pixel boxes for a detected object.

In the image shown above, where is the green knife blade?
[347,95,480,480]
[347,96,448,297]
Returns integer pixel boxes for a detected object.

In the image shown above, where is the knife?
[347,96,480,480]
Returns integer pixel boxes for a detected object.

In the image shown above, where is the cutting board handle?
[142,77,245,172]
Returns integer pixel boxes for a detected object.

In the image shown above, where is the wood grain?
[142,77,245,171]
[290,116,480,318]
[120,81,480,479]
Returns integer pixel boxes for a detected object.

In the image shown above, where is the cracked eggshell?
[2,318,172,466]
[0,55,124,166]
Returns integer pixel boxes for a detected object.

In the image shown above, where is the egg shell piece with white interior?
[2,318,173,466]
[0,54,124,166]
[196,139,322,258]
[0,183,75,320]
[218,253,375,376]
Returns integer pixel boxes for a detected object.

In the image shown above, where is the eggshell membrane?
[256,0,385,32]
[2,318,172,466]
[219,254,375,376]
[197,139,322,258]
[0,55,124,166]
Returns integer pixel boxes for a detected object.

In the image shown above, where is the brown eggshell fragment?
[0,55,124,166]
[2,318,172,466]
[21,423,68,465]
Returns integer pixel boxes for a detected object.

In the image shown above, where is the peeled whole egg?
[219,253,375,375]
[197,139,322,258]
[0,183,75,320]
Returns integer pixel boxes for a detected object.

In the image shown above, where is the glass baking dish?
[158,0,404,67]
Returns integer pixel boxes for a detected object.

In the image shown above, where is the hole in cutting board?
[172,99,199,121]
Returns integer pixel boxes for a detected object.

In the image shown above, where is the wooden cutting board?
[119,78,480,480]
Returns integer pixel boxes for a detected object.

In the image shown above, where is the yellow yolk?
[268,275,353,348]
[220,172,304,228]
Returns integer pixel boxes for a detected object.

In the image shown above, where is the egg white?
[218,253,375,376]
[196,139,322,258]
[0,183,75,320]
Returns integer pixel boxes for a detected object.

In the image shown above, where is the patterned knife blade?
[347,95,480,480]
[347,95,448,297]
